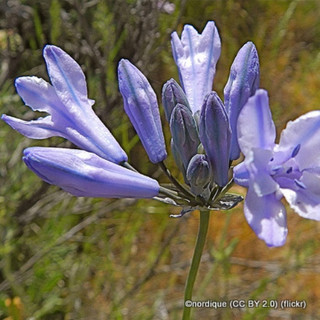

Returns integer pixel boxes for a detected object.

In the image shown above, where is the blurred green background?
[1,0,320,319]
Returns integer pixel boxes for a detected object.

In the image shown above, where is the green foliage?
[49,0,62,44]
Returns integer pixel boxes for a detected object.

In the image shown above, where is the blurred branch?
[13,182,50,221]
[119,217,184,304]
[0,198,137,293]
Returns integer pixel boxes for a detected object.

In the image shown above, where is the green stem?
[182,210,210,320]
[159,161,195,200]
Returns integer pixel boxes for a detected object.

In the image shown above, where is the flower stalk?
[182,210,210,320]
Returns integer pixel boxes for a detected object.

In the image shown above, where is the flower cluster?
[2,45,159,198]
[2,21,320,247]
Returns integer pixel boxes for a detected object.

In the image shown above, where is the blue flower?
[24,147,159,198]
[171,21,221,114]
[118,59,167,164]
[2,45,127,164]
[234,89,320,247]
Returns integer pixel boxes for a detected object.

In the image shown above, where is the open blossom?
[234,89,320,247]
[24,147,159,198]
[171,21,221,113]
[2,45,127,164]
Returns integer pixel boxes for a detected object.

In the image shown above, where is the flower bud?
[23,147,160,198]
[224,42,260,160]
[162,78,190,122]
[118,59,167,163]
[186,154,211,195]
[199,92,231,187]
[170,103,200,169]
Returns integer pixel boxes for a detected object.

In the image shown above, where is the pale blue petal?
[1,114,58,139]
[244,187,288,247]
[44,45,93,111]
[247,148,279,196]
[233,161,249,187]
[278,110,320,170]
[15,76,63,114]
[237,89,276,156]
[281,170,320,221]
[171,21,221,113]
[23,147,159,198]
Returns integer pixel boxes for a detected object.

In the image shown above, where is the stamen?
[294,179,306,189]
[291,144,301,157]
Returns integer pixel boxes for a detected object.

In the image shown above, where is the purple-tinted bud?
[224,42,260,160]
[199,92,231,187]
[186,154,211,195]
[170,103,200,169]
[118,59,167,164]
[162,78,190,122]
[23,147,160,198]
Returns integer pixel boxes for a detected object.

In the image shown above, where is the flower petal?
[237,89,276,156]
[247,148,279,196]
[1,114,58,139]
[224,42,260,160]
[15,76,63,114]
[244,187,288,247]
[118,59,167,164]
[23,147,159,198]
[233,161,249,187]
[281,170,320,221]
[278,110,320,169]
[44,45,92,111]
[171,21,221,113]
